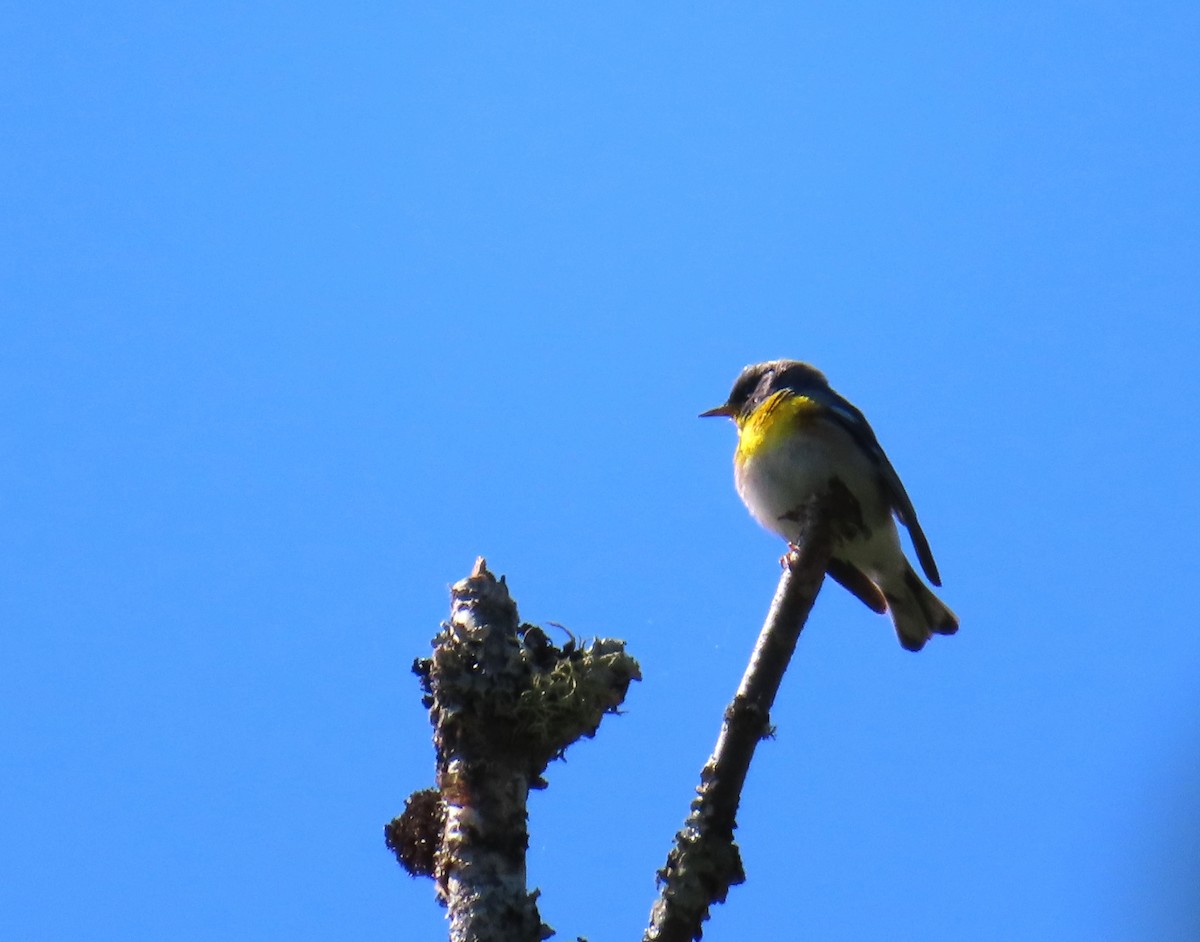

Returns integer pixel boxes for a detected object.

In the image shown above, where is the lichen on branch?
[388,558,640,942]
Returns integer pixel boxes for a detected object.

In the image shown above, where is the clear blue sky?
[4,3,1199,940]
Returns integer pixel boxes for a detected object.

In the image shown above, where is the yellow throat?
[735,390,821,462]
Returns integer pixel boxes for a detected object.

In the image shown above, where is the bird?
[701,359,957,651]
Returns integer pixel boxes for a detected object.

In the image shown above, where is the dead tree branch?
[387,558,640,942]
[645,498,833,941]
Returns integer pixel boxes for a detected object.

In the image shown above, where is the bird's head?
[700,359,828,423]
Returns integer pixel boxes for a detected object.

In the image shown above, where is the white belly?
[734,424,902,577]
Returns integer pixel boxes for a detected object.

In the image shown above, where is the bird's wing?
[807,385,943,586]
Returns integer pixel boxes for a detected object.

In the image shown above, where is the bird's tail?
[883,562,959,652]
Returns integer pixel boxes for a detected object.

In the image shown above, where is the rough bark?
[388,558,640,942]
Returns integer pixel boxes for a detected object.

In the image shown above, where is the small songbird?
[702,360,957,651]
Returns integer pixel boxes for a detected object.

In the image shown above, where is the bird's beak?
[699,404,734,419]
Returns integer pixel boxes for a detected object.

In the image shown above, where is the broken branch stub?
[388,557,640,942]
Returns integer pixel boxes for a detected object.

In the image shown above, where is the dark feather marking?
[824,476,869,540]
[826,559,888,614]
[778,476,869,546]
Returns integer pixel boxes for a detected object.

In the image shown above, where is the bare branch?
[645,499,833,942]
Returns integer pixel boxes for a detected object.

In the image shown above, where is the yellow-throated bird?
[702,360,957,651]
